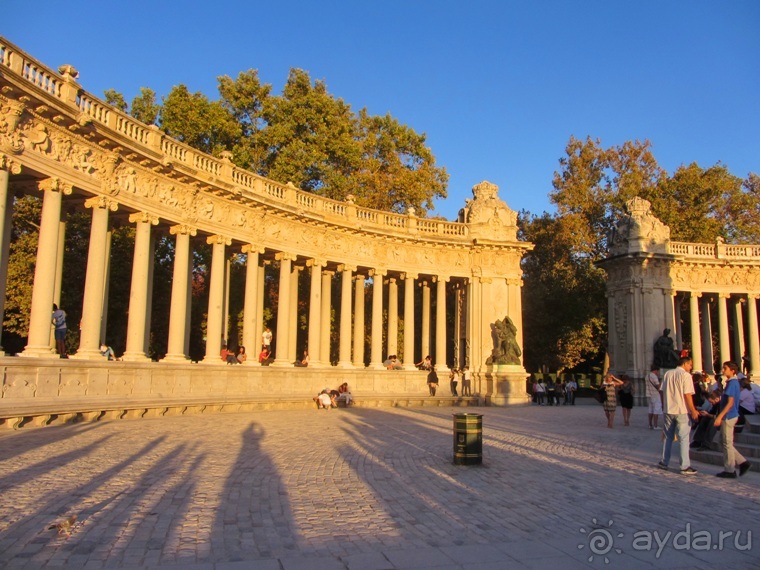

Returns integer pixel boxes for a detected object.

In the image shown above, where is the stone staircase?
[692,415,760,473]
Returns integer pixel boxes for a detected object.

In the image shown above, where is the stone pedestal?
[481,366,530,406]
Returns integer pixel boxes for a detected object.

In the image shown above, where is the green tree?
[217,70,271,173]
[353,110,448,213]
[131,87,160,125]
[519,212,607,373]
[103,89,128,112]
[261,69,360,197]
[160,84,240,156]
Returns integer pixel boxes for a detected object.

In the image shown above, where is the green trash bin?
[453,413,482,465]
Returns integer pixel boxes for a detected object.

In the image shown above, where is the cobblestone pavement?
[1,404,758,569]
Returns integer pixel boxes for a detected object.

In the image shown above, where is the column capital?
[275,251,296,262]
[749,294,760,301]
[84,195,119,212]
[128,212,159,225]
[307,258,327,268]
[37,177,72,195]
[400,272,418,281]
[0,153,22,174]
[169,224,197,236]
[206,234,232,246]
[432,275,450,283]
[690,291,702,299]
[337,264,356,273]
[386,276,397,285]
[369,268,386,278]
[354,273,366,282]
[717,292,731,299]
[241,244,265,255]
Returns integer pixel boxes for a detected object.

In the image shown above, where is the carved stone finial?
[57,65,79,81]
[220,150,233,162]
[609,197,670,255]
[461,180,518,240]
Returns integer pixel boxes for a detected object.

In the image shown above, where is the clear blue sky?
[5,1,759,220]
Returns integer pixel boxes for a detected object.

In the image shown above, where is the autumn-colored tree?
[524,135,759,374]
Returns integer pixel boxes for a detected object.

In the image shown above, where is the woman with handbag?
[602,373,624,428]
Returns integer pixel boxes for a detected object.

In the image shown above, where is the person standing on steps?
[52,304,68,358]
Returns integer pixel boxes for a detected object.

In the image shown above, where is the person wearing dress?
[602,373,624,428]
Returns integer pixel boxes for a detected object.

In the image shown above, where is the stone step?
[691,447,760,472]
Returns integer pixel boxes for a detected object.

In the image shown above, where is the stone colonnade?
[0,36,532,403]
[600,197,760,387]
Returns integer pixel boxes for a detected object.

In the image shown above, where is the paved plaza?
[0,404,758,569]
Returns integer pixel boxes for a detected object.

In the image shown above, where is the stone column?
[288,264,302,362]
[337,264,354,368]
[468,276,483,372]
[307,259,325,367]
[689,293,703,373]
[403,273,417,370]
[122,212,159,361]
[100,231,113,346]
[717,293,731,366]
[387,277,398,359]
[272,252,294,367]
[454,283,464,368]
[49,220,66,351]
[320,270,334,365]
[203,235,231,363]
[670,291,682,351]
[75,197,117,359]
[435,276,448,370]
[162,224,196,362]
[701,296,715,375]
[732,298,746,366]
[0,158,18,354]
[22,179,71,358]
[241,245,262,365]
[369,269,385,369]
[143,231,156,355]
[353,273,366,367]
[747,295,759,377]
[256,262,267,346]
[421,280,431,361]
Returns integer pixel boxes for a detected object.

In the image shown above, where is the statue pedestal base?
[481,366,531,406]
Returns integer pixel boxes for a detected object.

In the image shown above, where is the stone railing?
[1,36,473,242]
[669,241,760,260]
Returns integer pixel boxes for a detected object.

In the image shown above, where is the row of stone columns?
[676,292,760,376]
[3,175,463,368]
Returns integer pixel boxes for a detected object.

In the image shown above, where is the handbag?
[594,386,607,403]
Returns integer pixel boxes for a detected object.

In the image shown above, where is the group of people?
[314,383,353,409]
[531,377,578,406]
[646,356,756,478]
[220,345,247,364]
[424,365,473,397]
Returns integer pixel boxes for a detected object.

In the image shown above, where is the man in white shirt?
[659,356,700,475]
[646,364,662,429]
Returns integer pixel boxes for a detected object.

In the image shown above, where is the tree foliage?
[523,135,759,374]
[105,66,447,215]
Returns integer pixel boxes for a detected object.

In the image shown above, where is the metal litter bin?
[453,413,482,465]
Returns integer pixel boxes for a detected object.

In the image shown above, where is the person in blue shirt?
[713,361,751,478]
